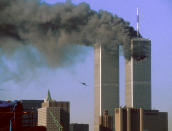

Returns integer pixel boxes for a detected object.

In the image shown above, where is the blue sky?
[0,0,172,130]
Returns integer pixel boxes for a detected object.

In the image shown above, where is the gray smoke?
[0,0,138,67]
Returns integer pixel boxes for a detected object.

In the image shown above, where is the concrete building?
[115,108,168,131]
[21,100,44,127]
[38,90,70,131]
[99,110,113,131]
[94,44,119,131]
[70,123,89,131]
[125,38,151,109]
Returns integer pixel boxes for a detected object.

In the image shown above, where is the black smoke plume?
[0,0,139,67]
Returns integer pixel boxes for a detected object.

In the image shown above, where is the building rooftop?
[44,90,52,102]
[131,37,151,42]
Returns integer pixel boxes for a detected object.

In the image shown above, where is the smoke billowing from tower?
[0,0,139,67]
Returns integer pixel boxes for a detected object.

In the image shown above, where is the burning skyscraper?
[124,8,151,110]
[125,38,151,109]
[94,8,152,130]
[94,38,151,131]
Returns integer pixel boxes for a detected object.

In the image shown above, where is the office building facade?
[38,90,70,131]
[21,100,44,127]
[94,44,119,131]
[125,38,151,109]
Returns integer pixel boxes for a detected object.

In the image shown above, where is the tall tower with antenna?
[125,8,152,110]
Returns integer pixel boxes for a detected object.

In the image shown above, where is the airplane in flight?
[81,82,88,87]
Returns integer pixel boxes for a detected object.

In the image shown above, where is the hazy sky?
[0,0,172,131]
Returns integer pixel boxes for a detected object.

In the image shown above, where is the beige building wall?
[94,44,119,131]
[42,101,70,113]
[38,107,61,131]
[38,108,47,127]
[115,108,123,131]
[125,38,151,109]
[99,110,113,131]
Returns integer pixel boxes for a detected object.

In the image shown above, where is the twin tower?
[94,38,151,131]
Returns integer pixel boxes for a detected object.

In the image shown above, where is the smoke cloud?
[0,0,138,67]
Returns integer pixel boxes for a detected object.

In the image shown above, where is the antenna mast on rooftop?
[137,8,139,37]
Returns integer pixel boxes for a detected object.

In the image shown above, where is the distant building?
[21,100,43,127]
[70,123,89,131]
[94,44,119,131]
[125,38,151,109]
[99,110,113,131]
[38,90,70,131]
[0,100,23,131]
[115,108,168,131]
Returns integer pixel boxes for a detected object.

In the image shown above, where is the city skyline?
[0,0,172,131]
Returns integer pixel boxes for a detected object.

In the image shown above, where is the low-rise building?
[115,108,168,131]
[70,123,89,131]
[99,110,113,131]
